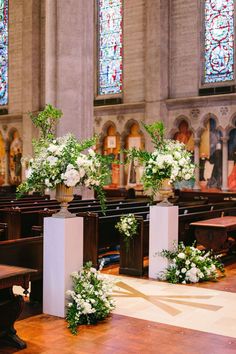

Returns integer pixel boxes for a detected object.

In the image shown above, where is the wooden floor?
[1,260,236,354]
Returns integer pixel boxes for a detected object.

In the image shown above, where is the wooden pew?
[0,236,43,301]
[0,200,151,239]
[80,205,236,275]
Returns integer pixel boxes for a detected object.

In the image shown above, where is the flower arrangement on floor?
[158,242,225,284]
[115,213,138,251]
[66,262,115,335]
[17,104,111,211]
[127,121,195,200]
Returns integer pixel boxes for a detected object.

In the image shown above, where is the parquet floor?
[1,260,236,354]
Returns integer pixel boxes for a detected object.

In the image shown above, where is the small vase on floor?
[53,183,74,218]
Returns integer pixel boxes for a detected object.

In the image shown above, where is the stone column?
[45,0,94,141]
[221,137,229,191]
[144,0,169,151]
[119,141,125,188]
[193,138,201,190]
[22,0,41,158]
[44,0,57,106]
[44,0,94,199]
[3,141,9,185]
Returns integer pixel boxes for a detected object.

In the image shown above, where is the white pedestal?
[43,217,83,318]
[149,205,178,279]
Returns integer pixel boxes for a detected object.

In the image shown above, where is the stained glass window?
[98,0,123,95]
[0,0,8,105]
[204,0,234,83]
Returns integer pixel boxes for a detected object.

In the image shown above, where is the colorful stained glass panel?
[0,0,7,105]
[204,0,234,83]
[98,0,123,95]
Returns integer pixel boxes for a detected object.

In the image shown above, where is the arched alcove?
[8,128,22,186]
[228,128,236,190]
[100,122,121,188]
[199,116,222,190]
[121,120,145,188]
[172,119,194,153]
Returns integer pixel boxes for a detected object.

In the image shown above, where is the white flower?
[25,168,32,178]
[63,168,81,187]
[181,268,187,273]
[47,156,58,166]
[178,253,186,259]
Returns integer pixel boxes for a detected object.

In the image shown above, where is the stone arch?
[99,120,117,147]
[198,114,223,189]
[170,116,194,153]
[198,113,221,138]
[169,115,194,139]
[121,119,145,149]
[228,113,236,131]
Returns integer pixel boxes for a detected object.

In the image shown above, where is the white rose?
[178,253,186,259]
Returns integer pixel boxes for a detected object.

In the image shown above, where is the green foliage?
[17,105,111,211]
[126,120,195,201]
[66,262,115,335]
[142,121,165,148]
[115,214,138,251]
[158,242,225,284]
[30,104,62,141]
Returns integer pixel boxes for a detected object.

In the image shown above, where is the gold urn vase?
[158,179,173,206]
[53,183,74,218]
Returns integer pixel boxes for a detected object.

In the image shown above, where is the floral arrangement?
[158,242,225,284]
[17,104,111,210]
[66,262,115,335]
[115,213,138,251]
[127,121,195,199]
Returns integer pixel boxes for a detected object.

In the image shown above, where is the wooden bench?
[0,237,43,302]
[190,216,236,254]
[0,199,151,239]
[0,264,37,349]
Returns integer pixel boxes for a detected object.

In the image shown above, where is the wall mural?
[8,129,22,185]
[102,125,120,187]
[228,128,236,190]
[125,123,144,189]
[199,118,222,190]
[173,120,194,189]
[0,131,5,185]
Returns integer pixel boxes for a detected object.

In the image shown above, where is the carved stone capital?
[95,116,102,127]
[221,136,229,144]
[220,106,229,116]
[194,137,201,146]
[190,108,200,119]
[117,115,124,123]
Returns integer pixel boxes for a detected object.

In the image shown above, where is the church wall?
[123,0,145,103]
[169,0,199,98]
[8,0,23,114]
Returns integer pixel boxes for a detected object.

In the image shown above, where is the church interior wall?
[1,0,235,190]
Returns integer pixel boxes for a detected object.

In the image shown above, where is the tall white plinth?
[149,205,178,279]
[43,217,83,318]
